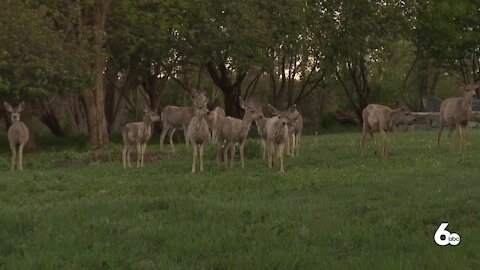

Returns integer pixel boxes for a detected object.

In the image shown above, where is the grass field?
[1,130,479,269]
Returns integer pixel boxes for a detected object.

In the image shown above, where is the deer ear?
[289,104,297,112]
[268,104,280,115]
[17,101,25,112]
[4,102,13,112]
[239,98,246,109]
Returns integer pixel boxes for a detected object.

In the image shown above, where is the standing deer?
[4,102,29,171]
[122,107,161,169]
[159,92,207,152]
[360,102,416,157]
[205,106,225,143]
[266,105,290,173]
[217,99,262,169]
[187,94,210,173]
[271,104,303,157]
[254,105,271,160]
[437,83,479,153]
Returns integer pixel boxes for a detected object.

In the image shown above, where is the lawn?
[0,130,479,269]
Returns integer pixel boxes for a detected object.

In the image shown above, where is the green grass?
[1,130,480,269]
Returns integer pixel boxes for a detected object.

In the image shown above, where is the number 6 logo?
[434,223,460,246]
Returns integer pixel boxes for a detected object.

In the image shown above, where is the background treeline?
[0,0,479,148]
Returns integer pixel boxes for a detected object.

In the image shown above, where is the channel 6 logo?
[434,223,460,246]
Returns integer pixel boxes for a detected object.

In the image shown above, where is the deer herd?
[3,82,480,173]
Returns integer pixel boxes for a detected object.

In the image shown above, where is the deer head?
[268,104,289,128]
[240,98,262,121]
[143,107,161,122]
[4,102,25,122]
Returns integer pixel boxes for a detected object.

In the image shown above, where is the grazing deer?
[270,104,303,157]
[217,99,262,169]
[360,102,416,157]
[122,107,161,168]
[4,102,29,171]
[205,106,225,143]
[437,83,479,153]
[159,92,207,152]
[187,94,210,173]
[266,105,290,173]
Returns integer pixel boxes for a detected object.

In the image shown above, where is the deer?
[216,99,262,169]
[437,82,479,153]
[159,92,207,152]
[4,102,29,171]
[254,105,271,160]
[266,105,290,173]
[360,102,416,157]
[187,93,210,173]
[122,107,161,169]
[205,106,225,143]
[270,104,303,157]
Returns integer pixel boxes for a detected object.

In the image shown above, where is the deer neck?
[387,109,400,129]
[240,115,255,137]
[463,94,473,110]
[142,117,153,137]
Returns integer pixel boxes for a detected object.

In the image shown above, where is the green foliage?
[0,0,92,100]
[1,132,480,268]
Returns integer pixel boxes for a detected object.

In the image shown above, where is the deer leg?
[437,125,443,152]
[169,128,176,152]
[277,144,285,173]
[229,144,236,169]
[122,146,127,169]
[360,127,367,157]
[136,143,142,168]
[291,134,296,157]
[9,143,16,171]
[18,143,25,171]
[183,126,189,150]
[141,143,147,167]
[260,139,266,160]
[223,143,230,168]
[192,144,197,174]
[127,146,132,168]
[463,126,468,152]
[159,125,168,150]
[240,141,246,169]
[457,125,463,153]
[380,129,388,157]
[199,143,205,172]
[296,133,301,156]
[217,143,223,167]
[268,142,274,168]
[285,135,291,157]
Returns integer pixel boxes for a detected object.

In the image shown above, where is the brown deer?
[122,107,161,168]
[187,94,210,173]
[217,99,262,169]
[437,82,479,153]
[266,105,290,173]
[271,104,303,157]
[4,102,29,171]
[360,102,416,157]
[205,106,225,143]
[254,105,271,160]
[159,92,207,152]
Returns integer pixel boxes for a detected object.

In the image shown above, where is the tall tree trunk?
[223,86,241,117]
[206,62,246,118]
[83,0,111,146]
[34,100,65,137]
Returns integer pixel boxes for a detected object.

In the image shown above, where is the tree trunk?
[37,104,65,137]
[206,62,246,118]
[83,0,111,146]
[223,86,242,117]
